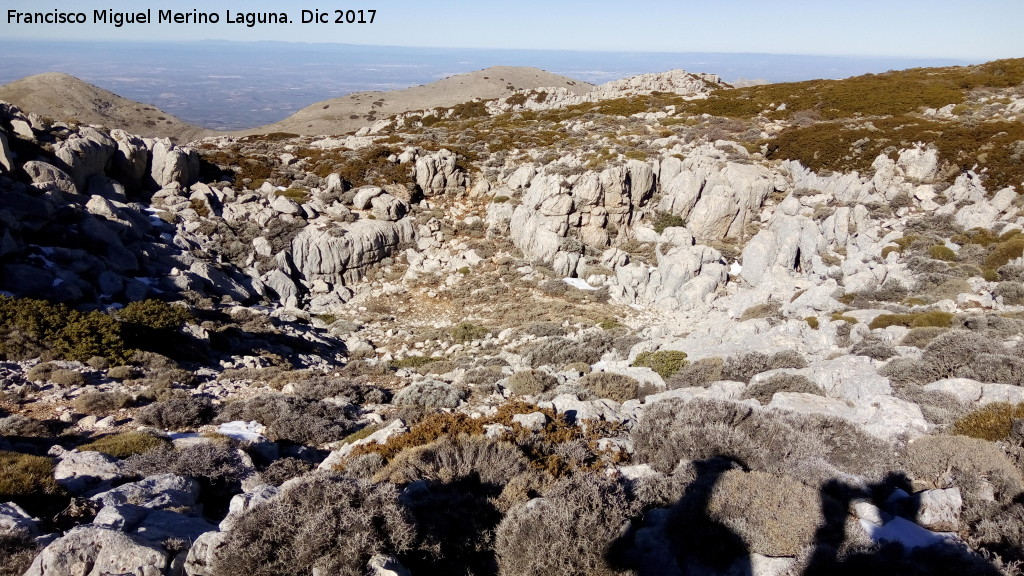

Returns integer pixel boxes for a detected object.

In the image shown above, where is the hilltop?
[1,58,1024,576]
[0,72,209,142]
[239,65,596,136]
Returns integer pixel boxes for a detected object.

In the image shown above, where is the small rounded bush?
[953,403,1024,441]
[578,371,641,402]
[48,369,86,387]
[211,475,414,576]
[72,391,132,415]
[393,381,467,409]
[742,373,821,404]
[506,370,557,396]
[928,244,957,261]
[632,350,689,379]
[0,451,61,501]
[137,393,215,430]
[219,394,357,445]
[79,432,168,458]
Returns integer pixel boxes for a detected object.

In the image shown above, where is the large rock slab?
[768,392,929,440]
[291,219,416,287]
[24,526,168,576]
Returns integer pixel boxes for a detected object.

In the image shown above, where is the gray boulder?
[110,129,150,191]
[24,525,168,576]
[90,474,201,512]
[52,447,124,495]
[0,130,12,173]
[23,160,79,199]
[54,127,116,189]
[0,502,41,539]
[414,149,461,196]
[291,219,416,287]
[150,139,199,189]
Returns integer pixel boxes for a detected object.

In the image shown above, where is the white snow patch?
[217,420,269,443]
[860,516,960,549]
[563,277,598,291]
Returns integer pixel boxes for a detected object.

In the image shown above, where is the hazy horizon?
[0,39,978,131]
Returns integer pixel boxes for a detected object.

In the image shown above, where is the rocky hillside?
[0,73,208,143]
[2,59,1024,576]
[241,66,597,137]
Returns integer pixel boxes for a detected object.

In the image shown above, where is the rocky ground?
[2,60,1024,575]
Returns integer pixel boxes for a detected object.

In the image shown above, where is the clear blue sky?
[2,0,1022,60]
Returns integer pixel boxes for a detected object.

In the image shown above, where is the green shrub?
[953,403,1024,441]
[106,365,139,380]
[0,451,61,501]
[633,350,689,379]
[391,355,442,369]
[652,212,685,234]
[0,415,52,438]
[805,316,820,330]
[869,311,955,330]
[578,372,641,402]
[450,322,488,343]
[79,432,168,458]
[928,245,958,261]
[211,475,414,576]
[53,311,129,363]
[118,300,192,331]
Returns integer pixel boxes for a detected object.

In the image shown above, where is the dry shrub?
[48,369,87,387]
[127,442,247,486]
[211,475,414,576]
[494,474,636,576]
[0,414,52,438]
[258,457,315,486]
[922,330,993,379]
[219,394,357,445]
[964,353,1024,386]
[72,391,132,415]
[701,469,820,556]
[375,435,532,486]
[953,403,1024,441]
[666,356,724,388]
[292,377,389,404]
[742,373,822,404]
[903,435,1022,497]
[393,381,467,409]
[578,372,640,402]
[506,370,557,396]
[850,336,897,360]
[739,302,781,321]
[136,393,216,430]
[721,350,807,383]
[890,382,970,427]
[0,534,38,576]
[879,357,941,386]
[900,326,949,348]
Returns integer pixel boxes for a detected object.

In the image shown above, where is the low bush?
[0,534,38,576]
[506,370,557,396]
[880,357,942,386]
[632,350,689,379]
[666,356,724,388]
[742,373,821,404]
[903,435,1022,498]
[0,451,61,501]
[219,394,357,445]
[375,434,531,486]
[292,377,389,404]
[739,302,781,321]
[494,474,636,576]
[850,337,898,360]
[0,414,52,438]
[450,322,488,343]
[578,372,641,402]
[79,431,168,458]
[900,326,949,348]
[211,475,414,576]
[106,365,139,380]
[928,245,958,261]
[869,311,955,330]
[72,391,132,415]
[669,468,821,558]
[48,369,87,387]
[127,441,247,486]
[393,381,467,409]
[721,350,807,383]
[258,457,315,486]
[995,282,1024,305]
[922,330,989,378]
[964,353,1024,385]
[953,403,1024,441]
[136,393,216,430]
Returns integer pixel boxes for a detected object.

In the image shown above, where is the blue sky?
[3,0,1022,60]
